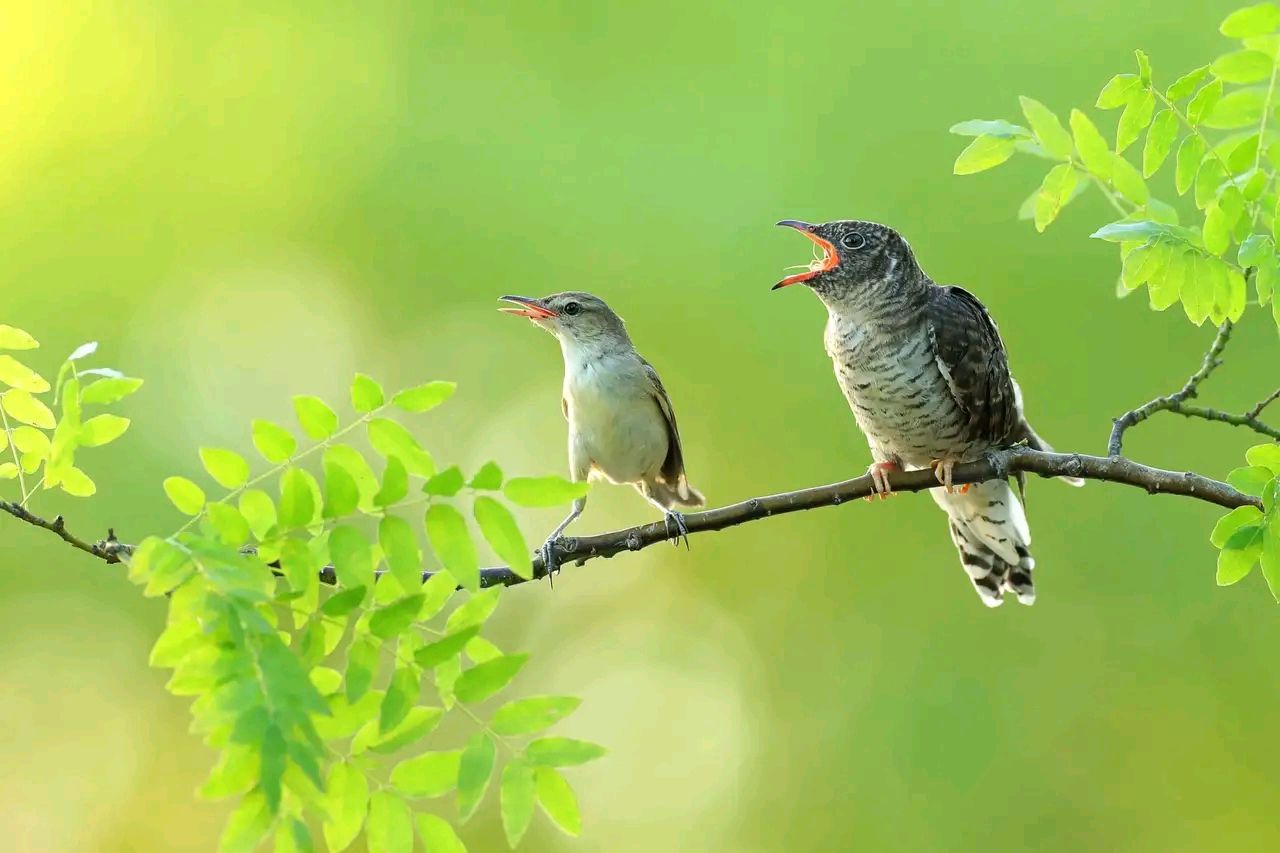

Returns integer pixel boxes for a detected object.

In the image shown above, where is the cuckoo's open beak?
[773,220,839,289]
[499,295,557,319]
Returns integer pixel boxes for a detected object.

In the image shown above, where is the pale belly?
[567,376,668,485]
[826,322,975,467]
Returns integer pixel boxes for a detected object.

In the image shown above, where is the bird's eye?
[841,232,867,250]
[562,301,582,316]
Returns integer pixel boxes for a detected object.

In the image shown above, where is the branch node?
[51,515,65,532]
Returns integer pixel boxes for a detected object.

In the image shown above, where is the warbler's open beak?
[773,220,840,289]
[499,295,557,319]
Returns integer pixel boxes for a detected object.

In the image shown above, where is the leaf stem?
[0,407,28,501]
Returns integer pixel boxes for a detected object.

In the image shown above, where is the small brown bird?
[774,219,1080,606]
[500,292,704,570]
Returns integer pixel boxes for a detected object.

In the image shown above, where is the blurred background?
[2,0,1278,850]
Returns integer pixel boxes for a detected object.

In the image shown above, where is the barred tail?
[931,478,1036,607]
[641,475,705,510]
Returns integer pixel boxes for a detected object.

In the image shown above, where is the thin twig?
[2,448,1260,592]
[1245,388,1280,421]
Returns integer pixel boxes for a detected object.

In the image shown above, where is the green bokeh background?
[2,1,1277,850]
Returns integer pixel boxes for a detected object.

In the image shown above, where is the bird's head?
[772,219,922,301]
[499,291,629,347]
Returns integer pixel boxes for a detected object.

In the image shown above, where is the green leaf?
[1148,247,1186,310]
[1204,204,1232,255]
[1181,252,1214,325]
[0,462,16,479]
[1069,110,1112,178]
[414,626,481,668]
[217,790,271,853]
[1116,90,1156,153]
[293,395,338,440]
[379,664,421,733]
[535,767,582,836]
[238,490,276,539]
[1142,110,1178,177]
[2,389,55,429]
[206,503,251,546]
[501,759,537,847]
[10,425,49,459]
[331,525,376,594]
[251,419,296,463]
[58,467,96,497]
[454,654,528,704]
[1212,48,1274,82]
[465,635,502,663]
[0,355,50,393]
[1261,525,1280,601]
[503,475,589,508]
[1187,78,1224,125]
[164,476,206,515]
[1110,154,1149,204]
[1096,73,1142,109]
[1239,234,1273,267]
[1246,443,1280,474]
[524,737,606,767]
[322,763,369,853]
[1167,65,1211,101]
[1090,220,1186,243]
[392,750,462,798]
[491,696,582,736]
[259,723,286,812]
[380,514,423,591]
[345,635,380,703]
[952,135,1016,175]
[446,587,501,632]
[78,414,130,447]
[1018,97,1074,159]
[1195,159,1227,209]
[1205,88,1266,129]
[1222,3,1280,38]
[469,461,504,490]
[371,705,445,754]
[1218,524,1264,585]
[351,373,384,412]
[426,504,479,592]
[457,732,497,822]
[1211,505,1264,547]
[1229,465,1277,496]
[278,468,316,529]
[366,790,414,853]
[1175,135,1207,195]
[370,594,427,640]
[79,376,142,405]
[474,497,532,580]
[367,418,435,476]
[392,381,457,413]
[321,585,367,617]
[424,465,465,497]
[948,118,1029,138]
[416,814,467,853]
[0,325,38,350]
[374,455,409,507]
[200,448,250,489]
[323,445,380,510]
[323,455,361,519]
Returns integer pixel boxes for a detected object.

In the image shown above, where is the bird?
[499,292,705,572]
[772,219,1080,606]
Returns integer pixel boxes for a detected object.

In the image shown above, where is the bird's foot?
[864,461,899,502]
[930,458,970,494]
[538,537,564,582]
[662,511,690,549]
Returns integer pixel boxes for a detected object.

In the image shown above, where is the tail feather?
[642,475,705,509]
[932,478,1036,607]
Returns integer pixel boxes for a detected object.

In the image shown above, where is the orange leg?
[930,458,971,494]
[864,461,899,502]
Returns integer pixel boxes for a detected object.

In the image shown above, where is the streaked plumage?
[776,219,1079,606]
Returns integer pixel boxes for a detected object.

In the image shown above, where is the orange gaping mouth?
[499,295,557,319]
[773,220,839,289]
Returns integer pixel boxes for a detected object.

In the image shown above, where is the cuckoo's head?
[772,219,922,300]
[499,291,629,346]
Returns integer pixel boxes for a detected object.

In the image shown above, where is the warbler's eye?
[841,232,866,250]
[563,301,582,316]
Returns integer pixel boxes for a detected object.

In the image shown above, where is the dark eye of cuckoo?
[841,232,867,250]
[562,301,582,316]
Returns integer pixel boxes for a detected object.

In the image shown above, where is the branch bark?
[2,447,1259,590]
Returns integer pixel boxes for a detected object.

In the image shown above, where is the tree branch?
[1108,320,1280,455]
[2,448,1259,591]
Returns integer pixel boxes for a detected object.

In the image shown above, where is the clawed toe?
[865,462,898,502]
[662,511,690,549]
[930,459,970,494]
[538,538,562,582]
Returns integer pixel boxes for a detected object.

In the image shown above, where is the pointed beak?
[773,220,839,290]
[498,295,557,319]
